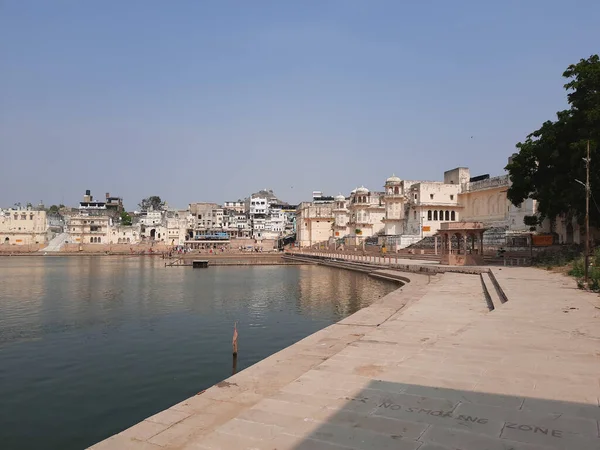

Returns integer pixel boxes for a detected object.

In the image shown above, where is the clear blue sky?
[1,1,599,210]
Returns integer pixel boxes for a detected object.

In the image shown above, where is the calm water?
[0,257,396,450]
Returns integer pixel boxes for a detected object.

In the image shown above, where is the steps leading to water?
[40,232,69,252]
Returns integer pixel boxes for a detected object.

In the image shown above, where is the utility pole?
[584,140,590,287]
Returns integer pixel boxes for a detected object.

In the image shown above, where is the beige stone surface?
[89,266,600,450]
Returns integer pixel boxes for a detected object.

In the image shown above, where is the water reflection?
[0,257,397,450]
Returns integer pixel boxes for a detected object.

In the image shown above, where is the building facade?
[68,214,111,244]
[296,202,334,248]
[332,195,350,239]
[0,208,48,245]
[346,187,385,244]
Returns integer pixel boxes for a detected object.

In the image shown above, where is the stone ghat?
[90,266,600,450]
[283,251,489,275]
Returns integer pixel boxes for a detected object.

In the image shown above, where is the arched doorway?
[150,229,156,240]
[4,237,9,244]
[566,223,574,244]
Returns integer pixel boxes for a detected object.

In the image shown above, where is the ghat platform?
[90,266,600,450]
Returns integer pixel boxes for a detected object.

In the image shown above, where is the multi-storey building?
[332,195,349,239]
[296,201,334,248]
[346,186,385,244]
[223,201,245,214]
[68,190,112,244]
[68,214,111,244]
[0,208,48,245]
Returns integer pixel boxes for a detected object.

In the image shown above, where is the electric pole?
[585,140,590,287]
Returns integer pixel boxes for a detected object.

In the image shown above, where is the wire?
[591,190,600,215]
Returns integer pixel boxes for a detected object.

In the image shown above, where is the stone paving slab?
[90,267,600,450]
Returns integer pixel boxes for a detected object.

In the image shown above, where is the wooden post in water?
[232,353,238,375]
[232,321,238,356]
[232,320,239,374]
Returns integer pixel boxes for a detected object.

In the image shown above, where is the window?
[98,237,101,243]
[413,211,417,220]
[433,210,438,220]
[427,210,432,220]
[414,194,417,200]
[451,211,456,221]
[430,194,434,200]
[450,195,454,200]
[445,210,450,221]
[439,210,443,221]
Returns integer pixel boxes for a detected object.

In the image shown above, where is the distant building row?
[296,158,578,248]
[1,189,297,248]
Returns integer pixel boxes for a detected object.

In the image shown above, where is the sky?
[1,1,599,210]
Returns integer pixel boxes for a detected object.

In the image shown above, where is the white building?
[266,207,286,234]
[108,226,139,244]
[223,201,245,213]
[0,208,48,246]
[296,202,334,248]
[332,195,350,239]
[68,213,112,244]
[346,186,385,244]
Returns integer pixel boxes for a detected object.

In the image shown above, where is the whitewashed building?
[0,208,48,246]
[346,186,385,244]
[296,201,334,248]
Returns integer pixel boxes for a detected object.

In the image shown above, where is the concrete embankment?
[0,252,302,266]
[167,254,303,266]
[91,264,600,450]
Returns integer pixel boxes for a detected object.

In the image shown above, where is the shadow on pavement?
[279,380,600,450]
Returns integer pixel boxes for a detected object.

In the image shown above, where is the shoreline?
[90,265,429,449]
[0,252,304,265]
[90,262,600,450]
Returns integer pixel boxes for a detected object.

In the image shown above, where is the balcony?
[462,175,509,192]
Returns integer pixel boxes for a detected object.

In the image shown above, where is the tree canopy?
[138,196,165,211]
[506,55,600,228]
[120,211,133,226]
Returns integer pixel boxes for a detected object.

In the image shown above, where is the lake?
[0,257,397,449]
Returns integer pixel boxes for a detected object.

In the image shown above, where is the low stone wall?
[61,243,172,254]
[0,243,45,253]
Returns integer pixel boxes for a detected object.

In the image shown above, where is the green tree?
[506,55,600,228]
[120,211,133,226]
[48,205,60,214]
[138,196,165,211]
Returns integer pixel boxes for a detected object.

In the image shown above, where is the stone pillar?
[463,233,468,255]
[434,235,438,255]
[479,231,484,255]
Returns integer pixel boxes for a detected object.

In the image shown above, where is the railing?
[461,175,509,192]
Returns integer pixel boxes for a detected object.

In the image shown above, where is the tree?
[506,55,600,228]
[48,205,60,214]
[120,211,133,226]
[138,196,165,211]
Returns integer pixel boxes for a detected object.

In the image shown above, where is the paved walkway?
[91,267,600,450]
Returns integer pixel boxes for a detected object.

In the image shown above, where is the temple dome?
[335,194,345,201]
[386,174,401,183]
[355,186,369,194]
